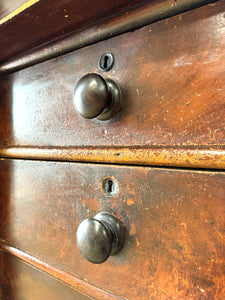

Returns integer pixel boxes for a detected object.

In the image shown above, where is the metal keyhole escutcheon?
[98,53,114,71]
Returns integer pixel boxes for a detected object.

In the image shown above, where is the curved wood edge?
[0,0,146,64]
[0,146,224,169]
[0,0,217,75]
[0,240,123,300]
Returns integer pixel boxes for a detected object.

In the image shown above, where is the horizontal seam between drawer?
[0,146,225,171]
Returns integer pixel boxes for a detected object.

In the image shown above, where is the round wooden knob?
[73,73,121,120]
[76,212,125,264]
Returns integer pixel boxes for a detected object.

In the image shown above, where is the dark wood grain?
[0,159,224,299]
[0,0,214,74]
[0,0,147,63]
[0,251,92,300]
[0,1,224,153]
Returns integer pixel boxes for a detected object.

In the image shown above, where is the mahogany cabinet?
[0,1,225,299]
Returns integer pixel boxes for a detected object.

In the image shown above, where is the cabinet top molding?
[0,0,216,74]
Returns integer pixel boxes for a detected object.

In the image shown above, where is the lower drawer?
[0,251,91,300]
[0,160,224,299]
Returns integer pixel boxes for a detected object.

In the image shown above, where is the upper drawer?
[0,2,224,148]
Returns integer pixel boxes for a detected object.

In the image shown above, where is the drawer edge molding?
[0,146,224,170]
[0,0,217,75]
[0,240,123,300]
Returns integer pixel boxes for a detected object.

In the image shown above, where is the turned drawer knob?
[73,73,121,120]
[76,212,125,264]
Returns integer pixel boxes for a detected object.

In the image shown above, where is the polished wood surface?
[0,0,146,63]
[0,251,92,300]
[0,159,224,299]
[0,0,214,74]
[1,1,224,299]
[0,2,224,156]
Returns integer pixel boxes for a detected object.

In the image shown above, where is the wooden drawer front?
[0,160,224,299]
[0,252,91,300]
[0,2,225,148]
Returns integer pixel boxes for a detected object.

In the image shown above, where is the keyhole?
[107,180,113,193]
[98,53,114,71]
[102,177,118,197]
[103,55,109,69]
